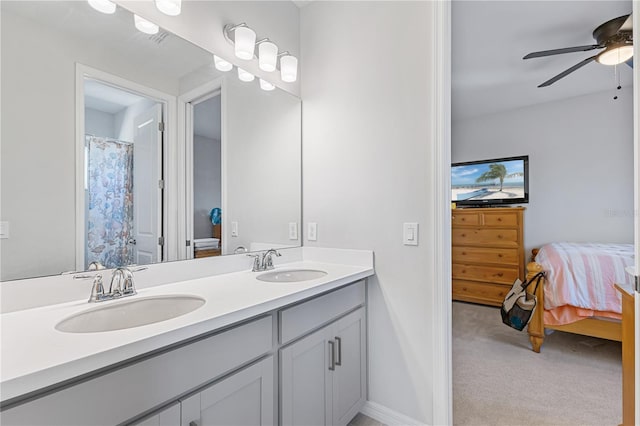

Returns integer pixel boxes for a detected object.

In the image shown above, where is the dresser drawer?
[451,228,519,247]
[452,279,508,306]
[482,211,520,227]
[451,212,480,226]
[451,246,519,266]
[452,263,520,285]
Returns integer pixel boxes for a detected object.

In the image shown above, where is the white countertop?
[0,256,373,403]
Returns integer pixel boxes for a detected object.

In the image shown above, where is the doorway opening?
[81,78,165,269]
[189,92,223,259]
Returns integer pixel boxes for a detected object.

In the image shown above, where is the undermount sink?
[55,295,205,333]
[256,269,327,283]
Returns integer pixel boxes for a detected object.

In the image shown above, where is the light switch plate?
[403,222,418,246]
[308,222,317,241]
[288,222,298,240]
[231,221,239,237]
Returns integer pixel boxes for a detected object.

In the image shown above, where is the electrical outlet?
[308,222,317,241]
[288,222,298,240]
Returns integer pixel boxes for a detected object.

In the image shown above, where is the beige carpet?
[453,301,622,426]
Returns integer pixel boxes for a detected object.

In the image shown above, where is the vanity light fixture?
[134,15,159,35]
[214,55,233,72]
[87,0,116,14]
[155,0,181,16]
[279,54,298,83]
[223,24,257,60]
[238,68,255,82]
[258,41,278,72]
[259,79,275,91]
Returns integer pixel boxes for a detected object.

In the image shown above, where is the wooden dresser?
[452,207,525,306]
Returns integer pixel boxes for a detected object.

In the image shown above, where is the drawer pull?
[496,273,504,277]
[497,254,503,258]
[335,336,342,366]
[328,340,336,371]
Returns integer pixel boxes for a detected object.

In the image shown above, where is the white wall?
[452,90,635,253]
[193,135,221,239]
[85,108,116,139]
[301,2,436,423]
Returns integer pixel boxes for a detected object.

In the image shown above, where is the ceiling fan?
[523,14,633,87]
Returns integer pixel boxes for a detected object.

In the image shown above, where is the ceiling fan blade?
[619,13,632,31]
[523,45,602,59]
[538,55,597,87]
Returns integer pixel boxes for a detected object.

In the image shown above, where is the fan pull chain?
[613,64,621,100]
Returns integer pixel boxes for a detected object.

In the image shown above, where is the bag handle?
[521,271,545,293]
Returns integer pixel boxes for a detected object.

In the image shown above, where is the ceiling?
[452,0,633,121]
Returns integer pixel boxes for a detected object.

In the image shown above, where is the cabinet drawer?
[451,246,519,266]
[451,212,480,226]
[452,228,519,247]
[452,280,509,306]
[482,212,519,227]
[280,281,365,345]
[452,263,519,285]
[2,316,274,426]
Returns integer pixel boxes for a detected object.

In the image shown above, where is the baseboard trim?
[360,401,425,426]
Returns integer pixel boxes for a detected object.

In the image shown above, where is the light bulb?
[280,55,298,83]
[259,79,275,91]
[155,0,181,16]
[237,68,255,82]
[134,15,159,35]
[214,55,233,72]
[87,0,116,14]
[234,26,256,60]
[596,45,634,65]
[259,41,278,72]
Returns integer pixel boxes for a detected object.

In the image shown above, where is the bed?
[525,242,635,352]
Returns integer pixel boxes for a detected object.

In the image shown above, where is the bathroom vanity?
[0,248,373,426]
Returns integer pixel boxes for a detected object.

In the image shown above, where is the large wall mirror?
[0,1,302,281]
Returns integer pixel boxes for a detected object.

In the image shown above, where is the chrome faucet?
[109,267,137,297]
[247,249,282,272]
[261,249,281,270]
[87,266,146,303]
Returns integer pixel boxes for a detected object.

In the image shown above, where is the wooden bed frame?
[525,248,622,352]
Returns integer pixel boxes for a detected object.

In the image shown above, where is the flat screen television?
[451,155,529,207]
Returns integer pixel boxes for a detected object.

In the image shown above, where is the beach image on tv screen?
[451,159,525,201]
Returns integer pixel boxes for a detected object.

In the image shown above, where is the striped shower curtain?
[86,136,134,269]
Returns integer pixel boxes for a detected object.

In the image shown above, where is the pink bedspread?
[535,242,635,325]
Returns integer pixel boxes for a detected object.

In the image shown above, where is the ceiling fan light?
[596,45,634,65]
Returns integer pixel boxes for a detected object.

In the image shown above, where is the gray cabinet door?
[280,307,366,426]
[331,308,366,426]
[181,356,275,426]
[280,326,332,426]
[134,403,181,426]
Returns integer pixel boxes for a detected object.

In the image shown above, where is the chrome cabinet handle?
[335,336,342,366]
[328,340,335,371]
